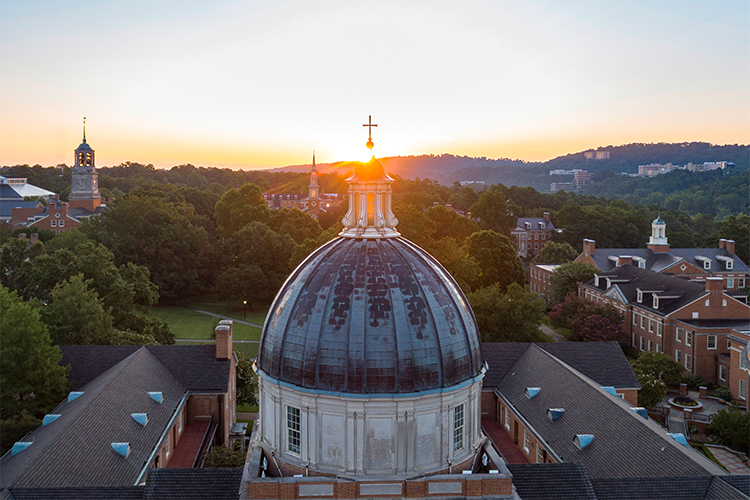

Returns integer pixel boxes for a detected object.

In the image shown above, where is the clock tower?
[68,118,101,212]
[306,152,322,218]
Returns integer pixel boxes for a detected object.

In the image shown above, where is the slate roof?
[60,345,231,392]
[0,184,23,199]
[496,345,726,479]
[0,200,41,218]
[141,469,242,499]
[591,476,750,500]
[514,217,557,232]
[585,247,748,274]
[482,342,640,390]
[582,264,709,316]
[507,462,597,500]
[4,487,144,499]
[676,318,750,331]
[1,348,188,488]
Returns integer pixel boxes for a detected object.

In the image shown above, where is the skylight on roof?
[525,387,541,399]
[148,392,163,403]
[574,434,594,450]
[667,433,688,447]
[547,408,565,421]
[131,413,148,426]
[68,391,84,402]
[11,441,33,456]
[42,414,61,426]
[631,407,649,419]
[111,442,131,458]
[601,386,617,397]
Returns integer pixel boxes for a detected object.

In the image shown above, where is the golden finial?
[363,115,377,150]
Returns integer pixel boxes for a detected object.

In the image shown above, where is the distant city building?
[549,168,585,176]
[583,150,610,160]
[573,170,592,188]
[638,163,679,176]
[550,182,575,192]
[686,161,730,172]
[511,212,557,259]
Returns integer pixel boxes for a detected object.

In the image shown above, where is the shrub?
[705,407,750,455]
[681,374,704,389]
[707,386,732,402]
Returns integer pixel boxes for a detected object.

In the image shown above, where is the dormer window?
[525,222,531,230]
[539,222,545,229]
[653,295,659,309]
[637,290,643,303]
[704,260,711,270]
[727,260,733,270]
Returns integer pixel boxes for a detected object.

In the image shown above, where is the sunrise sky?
[1,0,748,169]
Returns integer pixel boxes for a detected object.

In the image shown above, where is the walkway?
[482,420,529,464]
[167,420,210,468]
[706,445,750,474]
[183,307,264,328]
[539,325,567,342]
[177,338,259,344]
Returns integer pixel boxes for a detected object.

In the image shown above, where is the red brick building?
[528,263,559,302]
[511,212,557,259]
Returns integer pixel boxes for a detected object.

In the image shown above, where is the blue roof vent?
[131,413,148,426]
[525,387,541,399]
[601,386,617,397]
[148,392,163,403]
[547,408,565,421]
[667,433,688,447]
[111,442,131,458]
[68,391,84,402]
[11,441,33,456]
[574,434,594,450]
[42,414,61,426]
[631,407,649,419]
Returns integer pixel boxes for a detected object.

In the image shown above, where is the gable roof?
[507,462,597,500]
[482,342,640,390]
[514,217,557,232]
[583,247,748,275]
[496,345,726,479]
[60,345,231,392]
[582,265,709,316]
[2,348,187,488]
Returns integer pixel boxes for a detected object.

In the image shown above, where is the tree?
[630,366,667,409]
[214,183,270,235]
[203,442,246,467]
[236,352,258,407]
[705,407,750,454]
[393,204,436,249]
[630,352,684,387]
[531,241,578,264]
[41,274,117,345]
[576,314,627,346]
[718,214,749,265]
[549,261,599,305]
[469,185,519,236]
[0,410,42,456]
[0,287,69,420]
[269,208,323,244]
[548,293,624,339]
[468,283,548,342]
[465,230,526,291]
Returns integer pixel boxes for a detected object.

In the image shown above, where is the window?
[637,290,643,303]
[58,220,64,227]
[649,320,654,333]
[728,278,734,288]
[727,260,734,270]
[656,343,662,353]
[641,316,645,329]
[707,335,717,350]
[705,299,710,307]
[676,328,682,343]
[504,406,510,430]
[51,220,57,227]
[287,406,301,455]
[657,323,663,337]
[686,331,693,347]
[685,354,692,371]
[675,350,681,363]
[648,340,653,351]
[454,404,464,452]
[632,332,636,347]
[633,313,637,325]
[739,278,745,288]
[703,260,711,270]
[719,365,727,382]
[740,379,747,401]
[640,337,645,351]
[536,445,545,464]
[728,339,732,349]
[523,429,530,454]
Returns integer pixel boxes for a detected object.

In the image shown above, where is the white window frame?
[523,428,530,454]
[676,350,681,363]
[504,406,510,431]
[648,320,654,333]
[685,354,692,371]
[676,328,682,343]
[740,379,747,401]
[707,335,717,350]
[719,365,727,382]
[640,337,645,351]
[686,331,693,347]
[641,316,645,329]
[657,323,663,337]
[633,313,637,325]
[454,404,465,452]
[632,332,636,347]
[287,405,301,455]
[656,343,662,353]
[648,340,653,351]
[50,220,57,227]
[728,278,734,288]
[738,278,745,288]
[536,444,545,463]
[637,290,643,303]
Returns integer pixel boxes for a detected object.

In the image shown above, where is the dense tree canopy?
[468,283,548,342]
[466,230,526,292]
[548,262,599,305]
[531,241,579,264]
[469,185,519,236]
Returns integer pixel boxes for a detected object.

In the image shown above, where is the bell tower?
[647,214,670,253]
[306,152,322,218]
[68,118,101,212]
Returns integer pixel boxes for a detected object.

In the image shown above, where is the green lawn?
[151,306,262,341]
[181,294,270,325]
[233,343,259,359]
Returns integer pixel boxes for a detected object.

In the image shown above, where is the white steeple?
[648,213,668,246]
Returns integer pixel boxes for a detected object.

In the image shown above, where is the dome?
[76,141,93,152]
[257,236,482,394]
[653,214,665,224]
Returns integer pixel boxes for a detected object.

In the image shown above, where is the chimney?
[18,233,27,240]
[618,256,633,267]
[705,277,723,292]
[725,240,735,255]
[718,239,727,249]
[583,239,596,255]
[543,212,551,222]
[29,233,39,244]
[215,320,233,361]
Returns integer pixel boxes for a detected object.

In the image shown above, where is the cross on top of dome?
[363,115,377,150]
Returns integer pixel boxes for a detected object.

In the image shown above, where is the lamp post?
[243,300,247,319]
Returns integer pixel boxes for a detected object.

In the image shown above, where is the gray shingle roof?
[496,345,727,479]
[507,462,597,500]
[514,217,557,232]
[586,247,748,274]
[591,476,749,500]
[482,342,640,390]
[142,469,242,499]
[2,348,187,488]
[4,487,144,500]
[583,265,709,316]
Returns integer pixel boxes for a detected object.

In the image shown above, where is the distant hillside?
[272,142,749,192]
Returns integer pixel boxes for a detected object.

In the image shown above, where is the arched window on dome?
[367,193,375,225]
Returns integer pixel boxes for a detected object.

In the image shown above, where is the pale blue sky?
[1,0,748,168]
